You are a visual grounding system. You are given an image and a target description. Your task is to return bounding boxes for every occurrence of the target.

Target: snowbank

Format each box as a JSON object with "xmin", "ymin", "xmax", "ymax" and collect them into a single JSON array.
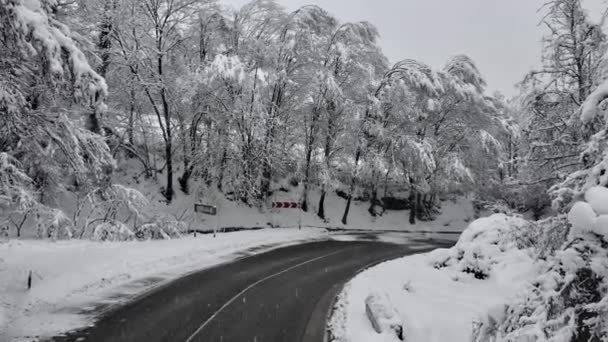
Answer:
[
  {"xmin": 568, "ymin": 186, "xmax": 608, "ymax": 239},
  {"xmin": 328, "ymin": 214, "xmax": 539, "ymax": 342},
  {"xmin": 585, "ymin": 186, "xmax": 608, "ymax": 215},
  {"xmin": 0, "ymin": 228, "xmax": 328, "ymax": 341}
]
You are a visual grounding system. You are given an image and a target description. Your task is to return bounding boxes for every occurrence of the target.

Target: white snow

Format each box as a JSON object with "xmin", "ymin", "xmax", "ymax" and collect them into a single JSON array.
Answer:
[
  {"xmin": 592, "ymin": 215, "xmax": 608, "ymax": 237},
  {"xmin": 567, "ymin": 201, "xmax": 597, "ymax": 239},
  {"xmin": 585, "ymin": 186, "xmax": 608, "ymax": 215},
  {"xmin": 364, "ymin": 292, "xmax": 403, "ymax": 338},
  {"xmin": 0, "ymin": 228, "xmax": 329, "ymax": 341},
  {"xmin": 329, "ymin": 214, "xmax": 539, "ymax": 342},
  {"xmin": 581, "ymin": 80, "xmax": 608, "ymax": 123},
  {"xmin": 566, "ymin": 187, "xmax": 608, "ymax": 239}
]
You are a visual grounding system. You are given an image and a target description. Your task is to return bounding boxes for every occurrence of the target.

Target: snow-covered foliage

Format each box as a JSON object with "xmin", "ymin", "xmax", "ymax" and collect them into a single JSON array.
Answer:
[
  {"xmin": 72, "ymin": 184, "xmax": 150, "ymax": 240},
  {"xmin": 92, "ymin": 222, "xmax": 134, "ymax": 242},
  {"xmin": 493, "ymin": 6, "xmax": 608, "ymax": 333},
  {"xmin": 491, "ymin": 167, "xmax": 608, "ymax": 341},
  {"xmin": 443, "ymin": 55, "xmax": 486, "ymax": 94},
  {"xmin": 383, "ymin": 59, "xmax": 444, "ymax": 97},
  {"xmin": 2, "ymin": 0, "xmax": 107, "ymax": 105},
  {"xmin": 552, "ymin": 77, "xmax": 608, "ymax": 212},
  {"xmin": 585, "ymin": 186, "xmax": 608, "ymax": 215},
  {"xmin": 496, "ymin": 234, "xmax": 608, "ymax": 341},
  {"xmin": 136, "ymin": 219, "xmax": 187, "ymax": 240},
  {"xmin": 37, "ymin": 208, "xmax": 73, "ymax": 239},
  {"xmin": 0, "ymin": 153, "xmax": 34, "ymax": 209},
  {"xmin": 568, "ymin": 201, "xmax": 598, "ymax": 240},
  {"xmin": 430, "ymin": 214, "xmax": 534, "ymax": 280},
  {"xmin": 0, "ymin": 0, "xmax": 123, "ymax": 238},
  {"xmin": 581, "ymin": 81, "xmax": 608, "ymax": 123},
  {"xmin": 515, "ymin": 0, "xmax": 608, "ymax": 216},
  {"xmin": 567, "ymin": 186, "xmax": 608, "ymax": 239}
]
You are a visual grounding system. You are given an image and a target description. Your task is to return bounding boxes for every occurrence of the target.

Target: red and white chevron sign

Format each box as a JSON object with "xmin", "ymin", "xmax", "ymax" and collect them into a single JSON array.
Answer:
[{"xmin": 272, "ymin": 202, "xmax": 301, "ymax": 209}]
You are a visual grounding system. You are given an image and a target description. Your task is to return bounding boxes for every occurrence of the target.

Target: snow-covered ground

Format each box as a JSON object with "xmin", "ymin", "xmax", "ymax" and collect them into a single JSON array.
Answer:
[
  {"xmin": 121, "ymin": 175, "xmax": 477, "ymax": 234},
  {"xmin": 0, "ymin": 228, "xmax": 330, "ymax": 341},
  {"xmin": 329, "ymin": 214, "xmax": 540, "ymax": 342}
]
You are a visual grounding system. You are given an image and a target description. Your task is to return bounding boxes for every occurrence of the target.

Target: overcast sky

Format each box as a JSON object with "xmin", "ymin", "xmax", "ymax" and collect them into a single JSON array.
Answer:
[{"xmin": 220, "ymin": 0, "xmax": 607, "ymax": 97}]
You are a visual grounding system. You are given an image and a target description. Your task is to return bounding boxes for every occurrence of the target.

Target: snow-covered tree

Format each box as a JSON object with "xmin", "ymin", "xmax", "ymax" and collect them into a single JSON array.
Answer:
[
  {"xmin": 0, "ymin": 0, "xmax": 112, "ymax": 222},
  {"xmin": 552, "ymin": 80, "xmax": 608, "ymax": 210},
  {"xmin": 516, "ymin": 0, "xmax": 607, "ymax": 212}
]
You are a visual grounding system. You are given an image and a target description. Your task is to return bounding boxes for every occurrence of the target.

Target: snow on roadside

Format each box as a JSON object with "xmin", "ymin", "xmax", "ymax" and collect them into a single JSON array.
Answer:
[
  {"xmin": 328, "ymin": 214, "xmax": 540, "ymax": 342},
  {"xmin": 122, "ymin": 170, "xmax": 476, "ymax": 235},
  {"xmin": 0, "ymin": 228, "xmax": 329, "ymax": 341}
]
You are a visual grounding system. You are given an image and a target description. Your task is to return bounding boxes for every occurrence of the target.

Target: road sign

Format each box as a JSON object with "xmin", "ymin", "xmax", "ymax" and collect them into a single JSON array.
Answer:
[
  {"xmin": 195, "ymin": 203, "xmax": 217, "ymax": 216},
  {"xmin": 272, "ymin": 202, "xmax": 300, "ymax": 209}
]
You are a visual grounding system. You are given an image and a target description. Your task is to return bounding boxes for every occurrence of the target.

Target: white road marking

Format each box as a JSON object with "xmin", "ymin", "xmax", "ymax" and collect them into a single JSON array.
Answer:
[{"xmin": 184, "ymin": 248, "xmax": 350, "ymax": 342}]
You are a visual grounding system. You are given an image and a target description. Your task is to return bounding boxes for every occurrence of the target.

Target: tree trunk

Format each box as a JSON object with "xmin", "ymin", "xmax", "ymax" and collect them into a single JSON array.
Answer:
[
  {"xmin": 218, "ymin": 150, "xmax": 227, "ymax": 192},
  {"xmin": 127, "ymin": 85, "xmax": 135, "ymax": 150},
  {"xmin": 416, "ymin": 193, "xmax": 423, "ymax": 220},
  {"xmin": 97, "ymin": 0, "xmax": 114, "ymax": 78},
  {"xmin": 317, "ymin": 185, "xmax": 327, "ymax": 220},
  {"xmin": 179, "ymin": 165, "xmax": 194, "ymax": 195},
  {"xmin": 162, "ymin": 88, "xmax": 173, "ymax": 202},
  {"xmin": 342, "ymin": 149, "xmax": 361, "ymax": 225},
  {"xmin": 261, "ymin": 82, "xmax": 284, "ymax": 200},
  {"xmin": 317, "ymin": 108, "xmax": 335, "ymax": 221},
  {"xmin": 301, "ymin": 143, "xmax": 314, "ymax": 212},
  {"xmin": 368, "ymin": 171, "xmax": 384, "ymax": 217},
  {"xmin": 156, "ymin": 25, "xmax": 173, "ymax": 202},
  {"xmin": 88, "ymin": 0, "xmax": 116, "ymax": 135},
  {"xmin": 342, "ymin": 195, "xmax": 353, "ymax": 225},
  {"xmin": 409, "ymin": 182, "xmax": 417, "ymax": 225},
  {"xmin": 302, "ymin": 97, "xmax": 323, "ymax": 213}
]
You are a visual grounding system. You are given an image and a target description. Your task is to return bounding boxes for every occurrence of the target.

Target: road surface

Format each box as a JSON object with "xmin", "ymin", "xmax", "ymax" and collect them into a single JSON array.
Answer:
[{"xmin": 53, "ymin": 236, "xmax": 454, "ymax": 342}]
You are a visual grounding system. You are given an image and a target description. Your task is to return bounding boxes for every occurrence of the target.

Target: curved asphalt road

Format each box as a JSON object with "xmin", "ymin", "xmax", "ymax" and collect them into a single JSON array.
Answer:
[{"xmin": 53, "ymin": 237, "xmax": 454, "ymax": 342}]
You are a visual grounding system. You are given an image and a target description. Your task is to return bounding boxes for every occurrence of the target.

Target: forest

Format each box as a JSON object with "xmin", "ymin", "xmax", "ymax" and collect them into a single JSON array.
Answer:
[{"xmin": 1, "ymin": 0, "xmax": 525, "ymax": 238}]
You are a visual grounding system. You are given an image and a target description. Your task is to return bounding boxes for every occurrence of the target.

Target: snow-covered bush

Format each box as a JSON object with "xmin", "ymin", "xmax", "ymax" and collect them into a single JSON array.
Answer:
[
  {"xmin": 135, "ymin": 219, "xmax": 187, "ymax": 240},
  {"xmin": 92, "ymin": 222, "xmax": 135, "ymax": 242},
  {"xmin": 430, "ymin": 214, "xmax": 533, "ymax": 280},
  {"xmin": 35, "ymin": 208, "xmax": 73, "ymax": 240},
  {"xmin": 492, "ymin": 189, "xmax": 608, "ymax": 341},
  {"xmin": 471, "ymin": 304, "xmax": 506, "ymax": 342},
  {"xmin": 495, "ymin": 236, "xmax": 608, "ymax": 341},
  {"xmin": 75, "ymin": 184, "xmax": 148, "ymax": 239}
]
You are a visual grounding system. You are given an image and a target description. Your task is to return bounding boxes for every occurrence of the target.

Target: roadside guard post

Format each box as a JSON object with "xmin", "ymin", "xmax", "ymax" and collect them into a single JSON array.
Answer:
[{"xmin": 195, "ymin": 203, "xmax": 219, "ymax": 237}]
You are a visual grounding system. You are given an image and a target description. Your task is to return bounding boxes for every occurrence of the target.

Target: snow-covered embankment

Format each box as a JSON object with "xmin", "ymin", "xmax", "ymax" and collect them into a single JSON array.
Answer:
[
  {"xmin": 328, "ymin": 214, "xmax": 540, "ymax": 342},
  {"xmin": 0, "ymin": 228, "xmax": 328, "ymax": 341}
]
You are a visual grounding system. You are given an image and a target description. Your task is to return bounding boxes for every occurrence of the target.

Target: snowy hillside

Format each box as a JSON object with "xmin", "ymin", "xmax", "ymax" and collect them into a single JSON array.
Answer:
[{"xmin": 116, "ymin": 165, "xmax": 478, "ymax": 233}]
